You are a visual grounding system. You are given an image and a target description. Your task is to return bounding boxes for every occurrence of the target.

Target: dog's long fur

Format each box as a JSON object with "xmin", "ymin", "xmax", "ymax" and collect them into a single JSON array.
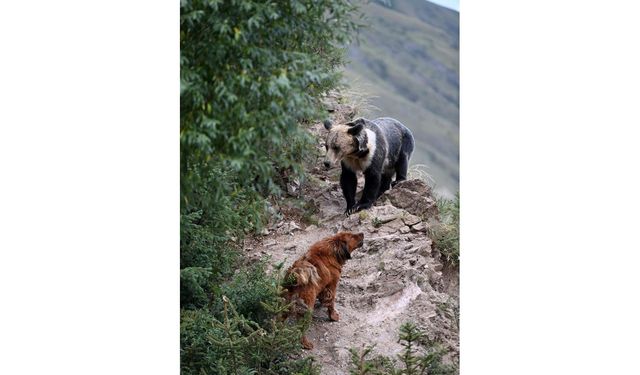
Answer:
[{"xmin": 283, "ymin": 232, "xmax": 364, "ymax": 349}]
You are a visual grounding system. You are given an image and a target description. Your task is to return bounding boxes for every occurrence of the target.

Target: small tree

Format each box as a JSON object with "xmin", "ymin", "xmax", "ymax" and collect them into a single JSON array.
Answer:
[{"xmin": 349, "ymin": 323, "xmax": 456, "ymax": 375}]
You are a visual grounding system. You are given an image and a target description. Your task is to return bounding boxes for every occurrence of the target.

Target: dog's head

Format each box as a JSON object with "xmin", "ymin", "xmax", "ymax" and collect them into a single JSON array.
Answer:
[{"xmin": 332, "ymin": 231, "xmax": 365, "ymax": 264}]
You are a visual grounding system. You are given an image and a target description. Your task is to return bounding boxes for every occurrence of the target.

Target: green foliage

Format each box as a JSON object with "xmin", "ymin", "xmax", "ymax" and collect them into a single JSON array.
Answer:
[
  {"xmin": 430, "ymin": 193, "xmax": 459, "ymax": 266},
  {"xmin": 179, "ymin": 0, "xmax": 360, "ymax": 315},
  {"xmin": 349, "ymin": 323, "xmax": 456, "ymax": 375},
  {"xmin": 180, "ymin": 165, "xmax": 265, "ymax": 240},
  {"xmin": 213, "ymin": 260, "xmax": 281, "ymax": 324},
  {"xmin": 181, "ymin": 266, "xmax": 213, "ymax": 310},
  {"xmin": 372, "ymin": 217, "xmax": 383, "ymax": 228},
  {"xmin": 181, "ymin": 1, "xmax": 360, "ymax": 373},
  {"xmin": 180, "ymin": 166, "xmax": 264, "ymax": 310},
  {"xmin": 181, "ymin": 0, "xmax": 359, "ymax": 200},
  {"xmin": 181, "ymin": 295, "xmax": 320, "ymax": 375},
  {"xmin": 349, "ymin": 345, "xmax": 396, "ymax": 375}
]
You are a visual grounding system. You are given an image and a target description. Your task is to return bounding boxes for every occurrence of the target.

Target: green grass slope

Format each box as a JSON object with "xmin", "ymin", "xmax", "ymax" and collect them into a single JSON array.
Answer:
[{"xmin": 344, "ymin": 0, "xmax": 459, "ymax": 196}]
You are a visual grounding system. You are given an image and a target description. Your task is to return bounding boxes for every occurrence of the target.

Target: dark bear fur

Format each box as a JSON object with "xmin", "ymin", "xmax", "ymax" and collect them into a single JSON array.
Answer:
[{"xmin": 323, "ymin": 117, "xmax": 415, "ymax": 215}]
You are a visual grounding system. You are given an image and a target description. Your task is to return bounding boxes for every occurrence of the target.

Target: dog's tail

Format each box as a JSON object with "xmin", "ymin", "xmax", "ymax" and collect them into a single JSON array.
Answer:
[{"xmin": 286, "ymin": 261, "xmax": 320, "ymax": 288}]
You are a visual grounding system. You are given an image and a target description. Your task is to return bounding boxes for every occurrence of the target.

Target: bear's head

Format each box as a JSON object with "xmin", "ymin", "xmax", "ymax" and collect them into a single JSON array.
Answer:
[{"xmin": 323, "ymin": 118, "xmax": 368, "ymax": 169}]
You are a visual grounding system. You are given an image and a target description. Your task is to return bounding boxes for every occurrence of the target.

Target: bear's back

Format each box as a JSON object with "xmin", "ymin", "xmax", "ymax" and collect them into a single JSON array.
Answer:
[{"xmin": 370, "ymin": 117, "xmax": 414, "ymax": 160}]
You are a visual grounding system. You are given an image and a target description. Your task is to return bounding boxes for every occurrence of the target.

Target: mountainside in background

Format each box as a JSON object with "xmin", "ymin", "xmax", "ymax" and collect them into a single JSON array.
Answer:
[{"xmin": 345, "ymin": 0, "xmax": 459, "ymax": 196}]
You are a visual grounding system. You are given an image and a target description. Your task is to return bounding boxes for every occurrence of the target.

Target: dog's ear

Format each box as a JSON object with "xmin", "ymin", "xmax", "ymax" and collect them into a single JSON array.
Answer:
[{"xmin": 335, "ymin": 240, "xmax": 351, "ymax": 263}]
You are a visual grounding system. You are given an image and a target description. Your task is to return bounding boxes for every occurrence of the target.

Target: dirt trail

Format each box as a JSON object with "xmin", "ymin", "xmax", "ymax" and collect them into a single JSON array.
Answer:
[{"xmin": 246, "ymin": 106, "xmax": 459, "ymax": 374}]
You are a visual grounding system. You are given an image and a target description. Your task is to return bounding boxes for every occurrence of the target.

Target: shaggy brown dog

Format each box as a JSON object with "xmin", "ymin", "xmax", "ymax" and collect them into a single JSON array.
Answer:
[{"xmin": 283, "ymin": 231, "xmax": 364, "ymax": 349}]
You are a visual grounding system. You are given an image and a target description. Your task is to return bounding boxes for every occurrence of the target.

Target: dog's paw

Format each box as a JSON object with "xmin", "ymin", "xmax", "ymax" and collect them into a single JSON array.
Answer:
[
  {"xmin": 302, "ymin": 336, "xmax": 314, "ymax": 350},
  {"xmin": 329, "ymin": 311, "xmax": 340, "ymax": 321}
]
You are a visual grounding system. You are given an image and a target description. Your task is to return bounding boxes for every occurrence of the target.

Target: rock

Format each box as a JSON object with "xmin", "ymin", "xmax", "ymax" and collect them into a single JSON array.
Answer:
[
  {"xmin": 284, "ymin": 244, "xmax": 296, "ymax": 251},
  {"xmin": 365, "ymin": 238, "xmax": 385, "ymax": 253},
  {"xmin": 380, "ymin": 218, "xmax": 405, "ymax": 234},
  {"xmin": 260, "ymin": 228, "xmax": 270, "ymax": 235},
  {"xmin": 426, "ymin": 267, "xmax": 443, "ymax": 284},
  {"xmin": 378, "ymin": 280, "xmax": 405, "ymax": 297},
  {"xmin": 276, "ymin": 221, "xmax": 302, "ymax": 235},
  {"xmin": 368, "ymin": 204, "xmax": 404, "ymax": 217},
  {"xmin": 289, "ymin": 221, "xmax": 301, "ymax": 232},
  {"xmin": 382, "ymin": 179, "xmax": 439, "ymax": 218},
  {"xmin": 341, "ymin": 215, "xmax": 360, "ymax": 230},
  {"xmin": 411, "ymin": 222, "xmax": 427, "ymax": 232},
  {"xmin": 394, "ymin": 178, "xmax": 433, "ymax": 195},
  {"xmin": 352, "ymin": 251, "xmax": 365, "ymax": 259},
  {"xmin": 263, "ymin": 240, "xmax": 277, "ymax": 247},
  {"xmin": 405, "ymin": 246, "xmax": 420, "ymax": 254},
  {"xmin": 364, "ymin": 234, "xmax": 402, "ymax": 253},
  {"xmin": 418, "ymin": 244, "xmax": 433, "ymax": 256},
  {"xmin": 375, "ymin": 214, "xmax": 398, "ymax": 225},
  {"xmin": 399, "ymin": 225, "xmax": 411, "ymax": 234},
  {"xmin": 305, "ymin": 224, "xmax": 318, "ymax": 232},
  {"xmin": 287, "ymin": 178, "xmax": 301, "ymax": 196},
  {"xmin": 265, "ymin": 202, "xmax": 278, "ymax": 217},
  {"xmin": 401, "ymin": 214, "xmax": 422, "ymax": 226}
]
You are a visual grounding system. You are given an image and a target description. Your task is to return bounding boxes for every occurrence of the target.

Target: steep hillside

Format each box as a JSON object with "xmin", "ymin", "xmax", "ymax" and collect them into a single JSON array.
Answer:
[
  {"xmin": 246, "ymin": 92, "xmax": 459, "ymax": 374},
  {"xmin": 344, "ymin": 0, "xmax": 459, "ymax": 197}
]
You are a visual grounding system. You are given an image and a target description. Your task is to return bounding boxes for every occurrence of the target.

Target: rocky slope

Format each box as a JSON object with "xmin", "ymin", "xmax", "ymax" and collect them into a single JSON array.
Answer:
[{"xmin": 245, "ymin": 97, "xmax": 459, "ymax": 374}]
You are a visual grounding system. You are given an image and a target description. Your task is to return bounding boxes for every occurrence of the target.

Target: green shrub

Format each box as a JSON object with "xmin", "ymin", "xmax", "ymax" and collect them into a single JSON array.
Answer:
[
  {"xmin": 180, "ymin": 0, "xmax": 361, "ymax": 373},
  {"xmin": 213, "ymin": 260, "xmax": 281, "ymax": 324},
  {"xmin": 180, "ymin": 165, "xmax": 265, "ymax": 241},
  {"xmin": 430, "ymin": 193, "xmax": 459, "ymax": 266},
  {"xmin": 180, "ymin": 0, "xmax": 360, "ymax": 202},
  {"xmin": 349, "ymin": 345, "xmax": 396, "ymax": 375},
  {"xmin": 180, "ymin": 166, "xmax": 265, "ymax": 310},
  {"xmin": 181, "ymin": 293, "xmax": 319, "ymax": 375},
  {"xmin": 180, "ymin": 210, "xmax": 238, "ymax": 276},
  {"xmin": 180, "ymin": 267, "xmax": 213, "ymax": 310},
  {"xmin": 349, "ymin": 323, "xmax": 456, "ymax": 375}
]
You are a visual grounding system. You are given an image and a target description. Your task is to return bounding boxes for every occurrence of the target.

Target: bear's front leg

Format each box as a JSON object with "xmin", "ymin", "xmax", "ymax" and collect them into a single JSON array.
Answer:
[
  {"xmin": 354, "ymin": 170, "xmax": 381, "ymax": 212},
  {"xmin": 340, "ymin": 162, "xmax": 358, "ymax": 215}
]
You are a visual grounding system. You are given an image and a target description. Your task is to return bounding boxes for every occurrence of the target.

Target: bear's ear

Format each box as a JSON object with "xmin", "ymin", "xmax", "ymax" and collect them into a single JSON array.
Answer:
[
  {"xmin": 346, "ymin": 118, "xmax": 365, "ymax": 130},
  {"xmin": 323, "ymin": 119, "xmax": 333, "ymax": 130},
  {"xmin": 347, "ymin": 122, "xmax": 364, "ymax": 135}
]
